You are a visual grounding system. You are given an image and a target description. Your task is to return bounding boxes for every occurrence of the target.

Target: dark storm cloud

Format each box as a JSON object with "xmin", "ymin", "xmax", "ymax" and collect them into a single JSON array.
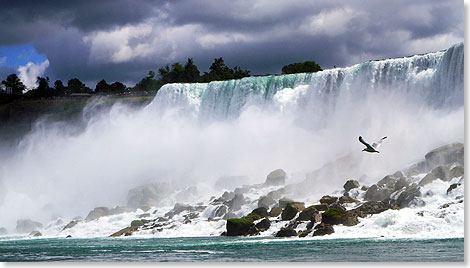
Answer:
[{"xmin": 0, "ymin": 0, "xmax": 463, "ymax": 86}]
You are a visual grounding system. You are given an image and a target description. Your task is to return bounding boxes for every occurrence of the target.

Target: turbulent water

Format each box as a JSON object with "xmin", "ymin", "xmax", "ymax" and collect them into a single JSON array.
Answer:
[{"xmin": 0, "ymin": 43, "xmax": 464, "ymax": 260}]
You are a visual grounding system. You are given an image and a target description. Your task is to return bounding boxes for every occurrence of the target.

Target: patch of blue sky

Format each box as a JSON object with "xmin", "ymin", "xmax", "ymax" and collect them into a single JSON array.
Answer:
[{"xmin": 0, "ymin": 44, "xmax": 47, "ymax": 67}]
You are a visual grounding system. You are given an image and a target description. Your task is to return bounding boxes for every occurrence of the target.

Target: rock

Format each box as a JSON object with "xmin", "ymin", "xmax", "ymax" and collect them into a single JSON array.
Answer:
[
  {"xmin": 329, "ymin": 203, "xmax": 346, "ymax": 211},
  {"xmin": 66, "ymin": 235, "xmax": 72, "ymax": 238},
  {"xmin": 392, "ymin": 171, "xmax": 405, "ymax": 178},
  {"xmin": 306, "ymin": 221, "xmax": 315, "ymax": 230},
  {"xmin": 258, "ymin": 196, "xmax": 276, "ymax": 209},
  {"xmin": 214, "ymin": 205, "xmax": 228, "ymax": 218},
  {"xmin": 223, "ymin": 212, "xmax": 238, "ymax": 220},
  {"xmin": 165, "ymin": 203, "xmax": 195, "ymax": 218},
  {"xmin": 298, "ymin": 230, "xmax": 311, "ymax": 237},
  {"xmin": 338, "ymin": 196, "xmax": 359, "ymax": 204},
  {"xmin": 364, "ymin": 184, "xmax": 393, "ymax": 202},
  {"xmin": 0, "ymin": 227, "xmax": 7, "ymax": 235},
  {"xmin": 394, "ymin": 183, "xmax": 422, "ymax": 208},
  {"xmin": 138, "ymin": 213, "xmax": 151, "ymax": 218},
  {"xmin": 222, "ymin": 191, "xmax": 236, "ymax": 201},
  {"xmin": 62, "ymin": 220, "xmax": 78, "ymax": 230},
  {"xmin": 312, "ymin": 223, "xmax": 334, "ymax": 236},
  {"xmin": 343, "ymin": 180, "xmax": 360, "ymax": 192},
  {"xmin": 234, "ymin": 187, "xmax": 249, "ymax": 194},
  {"xmin": 321, "ymin": 208, "xmax": 357, "ymax": 226},
  {"xmin": 353, "ymin": 201, "xmax": 390, "ymax": 217},
  {"xmin": 251, "ymin": 207, "xmax": 269, "ymax": 218},
  {"xmin": 109, "ymin": 206, "xmax": 135, "ymax": 215},
  {"xmin": 312, "ymin": 204, "xmax": 329, "ymax": 211},
  {"xmin": 269, "ymin": 207, "xmax": 283, "ymax": 217},
  {"xmin": 16, "ymin": 219, "xmax": 43, "ymax": 233},
  {"xmin": 255, "ymin": 218, "xmax": 271, "ymax": 231},
  {"xmin": 450, "ymin": 165, "xmax": 464, "ymax": 179},
  {"xmin": 227, "ymin": 194, "xmax": 246, "ymax": 211},
  {"xmin": 281, "ymin": 202, "xmax": 305, "ymax": 221},
  {"xmin": 361, "ymin": 185, "xmax": 369, "ymax": 191},
  {"xmin": 110, "ymin": 226, "xmax": 138, "ymax": 237},
  {"xmin": 404, "ymin": 160, "xmax": 428, "ymax": 176},
  {"xmin": 29, "ymin": 231, "xmax": 42, "ymax": 237},
  {"xmin": 226, "ymin": 218, "xmax": 256, "ymax": 236},
  {"xmin": 319, "ymin": 195, "xmax": 338, "ymax": 205},
  {"xmin": 127, "ymin": 182, "xmax": 173, "ymax": 208},
  {"xmin": 85, "ymin": 207, "xmax": 111, "ymax": 221},
  {"xmin": 377, "ymin": 175, "xmax": 397, "ymax": 189},
  {"xmin": 130, "ymin": 220, "xmax": 146, "ymax": 227},
  {"xmin": 139, "ymin": 206, "xmax": 151, "ymax": 212},
  {"xmin": 274, "ymin": 227, "xmax": 297, "ymax": 237},
  {"xmin": 265, "ymin": 169, "xmax": 286, "ymax": 186},
  {"xmin": 418, "ymin": 173, "xmax": 437, "ymax": 186},
  {"xmin": 267, "ymin": 188, "xmax": 285, "ymax": 199},
  {"xmin": 447, "ymin": 183, "xmax": 461, "ymax": 195},
  {"xmin": 278, "ymin": 198, "xmax": 294, "ymax": 209},
  {"xmin": 424, "ymin": 143, "xmax": 464, "ymax": 168},
  {"xmin": 431, "ymin": 165, "xmax": 451, "ymax": 181},
  {"xmin": 296, "ymin": 206, "xmax": 321, "ymax": 222},
  {"xmin": 394, "ymin": 177, "xmax": 410, "ymax": 191}
]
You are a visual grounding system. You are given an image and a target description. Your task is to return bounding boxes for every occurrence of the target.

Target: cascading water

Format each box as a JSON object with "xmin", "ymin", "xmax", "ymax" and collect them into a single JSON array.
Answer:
[{"xmin": 0, "ymin": 43, "xmax": 463, "ymax": 236}]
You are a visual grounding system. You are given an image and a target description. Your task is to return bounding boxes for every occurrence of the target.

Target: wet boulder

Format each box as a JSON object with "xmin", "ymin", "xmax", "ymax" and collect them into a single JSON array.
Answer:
[
  {"xmin": 394, "ymin": 183, "xmax": 423, "ymax": 208},
  {"xmin": 364, "ymin": 184, "xmax": 393, "ymax": 202},
  {"xmin": 0, "ymin": 227, "xmax": 7, "ymax": 235},
  {"xmin": 264, "ymin": 169, "xmax": 286, "ymax": 186},
  {"xmin": 222, "ymin": 191, "xmax": 236, "ymax": 201},
  {"xmin": 321, "ymin": 208, "xmax": 357, "ymax": 226},
  {"xmin": 394, "ymin": 177, "xmax": 410, "ymax": 191},
  {"xmin": 312, "ymin": 203, "xmax": 329, "ymax": 211},
  {"xmin": 353, "ymin": 201, "xmax": 390, "ymax": 217},
  {"xmin": 447, "ymin": 183, "xmax": 462, "ymax": 195},
  {"xmin": 319, "ymin": 195, "xmax": 338, "ymax": 205},
  {"xmin": 431, "ymin": 165, "xmax": 451, "ymax": 181},
  {"xmin": 130, "ymin": 219, "xmax": 148, "ymax": 227},
  {"xmin": 450, "ymin": 165, "xmax": 464, "ymax": 179},
  {"xmin": 281, "ymin": 202, "xmax": 305, "ymax": 221},
  {"xmin": 109, "ymin": 206, "xmax": 135, "ymax": 215},
  {"xmin": 377, "ymin": 175, "xmax": 398, "ymax": 189},
  {"xmin": 338, "ymin": 196, "xmax": 359, "ymax": 204},
  {"xmin": 296, "ymin": 206, "xmax": 321, "ymax": 222},
  {"xmin": 268, "ymin": 207, "xmax": 283, "ymax": 217},
  {"xmin": 227, "ymin": 194, "xmax": 246, "ymax": 211},
  {"xmin": 255, "ymin": 218, "xmax": 271, "ymax": 231},
  {"xmin": 278, "ymin": 197, "xmax": 294, "ymax": 209},
  {"xmin": 62, "ymin": 220, "xmax": 78, "ymax": 230},
  {"xmin": 298, "ymin": 230, "xmax": 312, "ymax": 237},
  {"xmin": 29, "ymin": 231, "xmax": 42, "ymax": 237},
  {"xmin": 313, "ymin": 223, "xmax": 334, "ymax": 236},
  {"xmin": 214, "ymin": 204, "xmax": 228, "ymax": 218},
  {"xmin": 16, "ymin": 219, "xmax": 43, "ymax": 233},
  {"xmin": 226, "ymin": 218, "xmax": 256, "ymax": 236},
  {"xmin": 223, "ymin": 212, "xmax": 238, "ymax": 220},
  {"xmin": 127, "ymin": 182, "xmax": 173, "ymax": 209},
  {"xmin": 267, "ymin": 188, "xmax": 285, "ymax": 199},
  {"xmin": 418, "ymin": 173, "xmax": 437, "ymax": 186},
  {"xmin": 343, "ymin": 179, "xmax": 360, "ymax": 192},
  {"xmin": 425, "ymin": 143, "xmax": 464, "ymax": 168},
  {"xmin": 251, "ymin": 207, "xmax": 269, "ymax": 218},
  {"xmin": 274, "ymin": 227, "xmax": 297, "ymax": 237},
  {"xmin": 258, "ymin": 196, "xmax": 276, "ymax": 209},
  {"xmin": 85, "ymin": 207, "xmax": 111, "ymax": 221},
  {"xmin": 110, "ymin": 226, "xmax": 138, "ymax": 237}
]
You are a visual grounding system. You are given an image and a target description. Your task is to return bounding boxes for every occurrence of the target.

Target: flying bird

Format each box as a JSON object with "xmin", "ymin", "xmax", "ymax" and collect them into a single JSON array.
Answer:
[{"xmin": 359, "ymin": 136, "xmax": 387, "ymax": 153}]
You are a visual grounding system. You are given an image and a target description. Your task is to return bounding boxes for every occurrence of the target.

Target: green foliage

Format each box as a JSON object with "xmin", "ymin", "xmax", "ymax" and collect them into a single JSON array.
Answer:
[
  {"xmin": 133, "ymin": 71, "xmax": 164, "ymax": 92},
  {"xmin": 322, "ymin": 208, "xmax": 345, "ymax": 220},
  {"xmin": 282, "ymin": 61, "xmax": 322, "ymax": 74},
  {"xmin": 2, "ymin": 73, "xmax": 26, "ymax": 95},
  {"xmin": 242, "ymin": 213, "xmax": 262, "ymax": 222},
  {"xmin": 67, "ymin": 78, "xmax": 91, "ymax": 93},
  {"xmin": 202, "ymin": 57, "xmax": 250, "ymax": 82},
  {"xmin": 130, "ymin": 220, "xmax": 144, "ymax": 227},
  {"xmin": 227, "ymin": 218, "xmax": 252, "ymax": 226}
]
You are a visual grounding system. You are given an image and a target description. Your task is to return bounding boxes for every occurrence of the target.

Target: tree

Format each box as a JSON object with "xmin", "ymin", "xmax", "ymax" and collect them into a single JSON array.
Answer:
[
  {"xmin": 202, "ymin": 57, "xmax": 250, "ymax": 82},
  {"xmin": 33, "ymin": 76, "xmax": 50, "ymax": 98},
  {"xmin": 54, "ymin": 80, "xmax": 67, "ymax": 96},
  {"xmin": 133, "ymin": 71, "xmax": 163, "ymax": 92},
  {"xmin": 2, "ymin": 73, "xmax": 26, "ymax": 95},
  {"xmin": 182, "ymin": 58, "xmax": 201, "ymax": 82},
  {"xmin": 95, "ymin": 79, "xmax": 110, "ymax": 94},
  {"xmin": 67, "ymin": 78, "xmax": 88, "ymax": 93},
  {"xmin": 110, "ymin": 81, "xmax": 126, "ymax": 93},
  {"xmin": 281, "ymin": 60, "xmax": 322, "ymax": 74}
]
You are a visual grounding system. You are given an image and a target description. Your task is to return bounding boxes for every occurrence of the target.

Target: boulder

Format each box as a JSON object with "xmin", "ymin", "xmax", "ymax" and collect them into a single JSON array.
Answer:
[
  {"xmin": 269, "ymin": 207, "xmax": 283, "ymax": 217},
  {"xmin": 62, "ymin": 220, "xmax": 78, "ymax": 231},
  {"xmin": 127, "ymin": 182, "xmax": 172, "ymax": 208},
  {"xmin": 343, "ymin": 180, "xmax": 360, "ymax": 192},
  {"xmin": 278, "ymin": 198, "xmax": 294, "ymax": 209},
  {"xmin": 16, "ymin": 219, "xmax": 43, "ymax": 233},
  {"xmin": 264, "ymin": 169, "xmax": 286, "ymax": 186},
  {"xmin": 313, "ymin": 223, "xmax": 334, "ymax": 236},
  {"xmin": 223, "ymin": 212, "xmax": 238, "ymax": 220},
  {"xmin": 85, "ymin": 207, "xmax": 111, "ymax": 221},
  {"xmin": 394, "ymin": 177, "xmax": 410, "ymax": 191},
  {"xmin": 319, "ymin": 195, "xmax": 338, "ymax": 205},
  {"xmin": 251, "ymin": 207, "xmax": 269, "ymax": 218},
  {"xmin": 450, "ymin": 165, "xmax": 464, "ymax": 179},
  {"xmin": 110, "ymin": 226, "xmax": 138, "ymax": 237},
  {"xmin": 130, "ymin": 220, "xmax": 146, "ymax": 227},
  {"xmin": 109, "ymin": 206, "xmax": 135, "ymax": 215},
  {"xmin": 418, "ymin": 173, "xmax": 437, "ymax": 186},
  {"xmin": 424, "ymin": 143, "xmax": 464, "ymax": 168},
  {"xmin": 364, "ymin": 184, "xmax": 393, "ymax": 202},
  {"xmin": 404, "ymin": 160, "xmax": 428, "ymax": 176},
  {"xmin": 394, "ymin": 183, "xmax": 422, "ymax": 208},
  {"xmin": 267, "ymin": 188, "xmax": 285, "ymax": 199},
  {"xmin": 222, "ymin": 191, "xmax": 236, "ymax": 201},
  {"xmin": 353, "ymin": 201, "xmax": 390, "ymax": 217},
  {"xmin": 298, "ymin": 230, "xmax": 312, "ymax": 237},
  {"xmin": 321, "ymin": 208, "xmax": 357, "ymax": 226},
  {"xmin": 431, "ymin": 165, "xmax": 451, "ymax": 181},
  {"xmin": 227, "ymin": 194, "xmax": 246, "ymax": 211},
  {"xmin": 258, "ymin": 196, "xmax": 276, "ymax": 209},
  {"xmin": 138, "ymin": 213, "xmax": 151, "ymax": 218},
  {"xmin": 377, "ymin": 175, "xmax": 397, "ymax": 189},
  {"xmin": 338, "ymin": 196, "xmax": 359, "ymax": 204},
  {"xmin": 234, "ymin": 187, "xmax": 250, "ymax": 194},
  {"xmin": 328, "ymin": 203, "xmax": 346, "ymax": 211},
  {"xmin": 361, "ymin": 185, "xmax": 369, "ymax": 191},
  {"xmin": 66, "ymin": 235, "xmax": 72, "ymax": 238},
  {"xmin": 447, "ymin": 183, "xmax": 461, "ymax": 195},
  {"xmin": 274, "ymin": 227, "xmax": 297, "ymax": 237},
  {"xmin": 29, "ymin": 231, "xmax": 42, "ymax": 237},
  {"xmin": 0, "ymin": 227, "xmax": 7, "ymax": 235},
  {"xmin": 255, "ymin": 218, "xmax": 271, "ymax": 231},
  {"xmin": 281, "ymin": 202, "xmax": 305, "ymax": 221},
  {"xmin": 226, "ymin": 218, "xmax": 256, "ymax": 236},
  {"xmin": 214, "ymin": 205, "xmax": 228, "ymax": 218},
  {"xmin": 312, "ymin": 203, "xmax": 329, "ymax": 211},
  {"xmin": 297, "ymin": 206, "xmax": 321, "ymax": 222},
  {"xmin": 392, "ymin": 171, "xmax": 405, "ymax": 178}
]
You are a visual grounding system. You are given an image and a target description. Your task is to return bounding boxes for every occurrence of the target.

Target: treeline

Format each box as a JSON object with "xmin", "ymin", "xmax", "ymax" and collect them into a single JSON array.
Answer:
[{"xmin": 1, "ymin": 58, "xmax": 322, "ymax": 99}]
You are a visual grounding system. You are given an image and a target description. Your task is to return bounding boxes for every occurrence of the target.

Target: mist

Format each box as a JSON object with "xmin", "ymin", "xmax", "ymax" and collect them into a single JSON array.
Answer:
[{"xmin": 0, "ymin": 43, "xmax": 463, "ymax": 230}]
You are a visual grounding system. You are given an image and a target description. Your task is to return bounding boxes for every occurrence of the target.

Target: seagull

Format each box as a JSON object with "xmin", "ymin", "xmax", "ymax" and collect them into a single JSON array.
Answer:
[{"xmin": 359, "ymin": 136, "xmax": 387, "ymax": 153}]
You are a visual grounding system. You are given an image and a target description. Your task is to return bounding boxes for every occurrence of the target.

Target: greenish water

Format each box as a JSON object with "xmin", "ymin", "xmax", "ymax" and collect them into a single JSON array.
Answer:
[{"xmin": 0, "ymin": 237, "xmax": 464, "ymax": 262}]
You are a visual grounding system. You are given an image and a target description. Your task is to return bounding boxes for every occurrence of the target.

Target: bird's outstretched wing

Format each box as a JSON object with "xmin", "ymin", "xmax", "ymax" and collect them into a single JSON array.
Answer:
[
  {"xmin": 372, "ymin": 136, "xmax": 387, "ymax": 149},
  {"xmin": 359, "ymin": 136, "xmax": 375, "ymax": 151}
]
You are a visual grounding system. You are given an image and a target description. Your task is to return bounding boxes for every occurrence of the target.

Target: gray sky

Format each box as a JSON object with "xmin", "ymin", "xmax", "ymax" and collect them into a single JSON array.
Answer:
[{"xmin": 0, "ymin": 0, "xmax": 464, "ymax": 87}]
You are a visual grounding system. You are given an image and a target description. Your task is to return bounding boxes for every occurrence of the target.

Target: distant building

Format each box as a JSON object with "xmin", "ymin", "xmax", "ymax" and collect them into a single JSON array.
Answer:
[{"xmin": 0, "ymin": 84, "xmax": 12, "ymax": 94}]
